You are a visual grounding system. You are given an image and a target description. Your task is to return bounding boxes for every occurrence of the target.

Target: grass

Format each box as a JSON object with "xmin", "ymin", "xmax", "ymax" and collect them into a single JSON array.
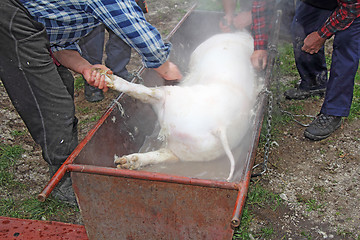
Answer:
[
  {"xmin": 304, "ymin": 199, "xmax": 324, "ymax": 212},
  {"xmin": 300, "ymin": 231, "xmax": 313, "ymax": 240},
  {"xmin": 0, "ymin": 145, "xmax": 24, "ymax": 189},
  {"xmin": 278, "ymin": 43, "xmax": 298, "ymax": 77},
  {"xmin": 196, "ymin": 0, "xmax": 223, "ymax": 11},
  {"xmin": 74, "ymin": 74, "xmax": 85, "ymax": 90},
  {"xmin": 349, "ymin": 72, "xmax": 360, "ymax": 120},
  {"xmin": 10, "ymin": 130, "xmax": 27, "ymax": 137},
  {"xmin": 0, "ymin": 197, "xmax": 78, "ymax": 222},
  {"xmin": 0, "ymin": 144, "xmax": 79, "ymax": 223},
  {"xmin": 197, "ymin": 0, "xmax": 248, "ymax": 11},
  {"xmin": 233, "ymin": 183, "xmax": 283, "ymax": 239}
]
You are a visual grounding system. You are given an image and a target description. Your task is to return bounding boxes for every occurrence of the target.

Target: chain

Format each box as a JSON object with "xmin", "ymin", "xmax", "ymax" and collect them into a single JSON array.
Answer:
[
  {"xmin": 280, "ymin": 110, "xmax": 316, "ymax": 127},
  {"xmin": 133, "ymin": 70, "xmax": 144, "ymax": 84}
]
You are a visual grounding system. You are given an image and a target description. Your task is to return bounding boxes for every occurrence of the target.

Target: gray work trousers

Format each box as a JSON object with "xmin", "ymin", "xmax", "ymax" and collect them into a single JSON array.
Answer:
[{"xmin": 0, "ymin": 0, "xmax": 78, "ymax": 166}]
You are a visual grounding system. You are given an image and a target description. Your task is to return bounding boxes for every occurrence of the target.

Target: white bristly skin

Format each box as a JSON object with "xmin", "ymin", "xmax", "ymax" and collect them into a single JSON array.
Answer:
[{"xmin": 105, "ymin": 32, "xmax": 257, "ymax": 182}]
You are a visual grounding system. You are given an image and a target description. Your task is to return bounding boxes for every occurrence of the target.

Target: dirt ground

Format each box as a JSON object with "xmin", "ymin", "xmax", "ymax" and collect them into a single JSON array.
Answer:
[{"xmin": 1, "ymin": 1, "xmax": 359, "ymax": 239}]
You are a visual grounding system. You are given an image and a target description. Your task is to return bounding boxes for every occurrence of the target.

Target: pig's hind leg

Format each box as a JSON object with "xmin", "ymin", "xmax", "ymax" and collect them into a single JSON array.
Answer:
[{"xmin": 114, "ymin": 148, "xmax": 179, "ymax": 170}]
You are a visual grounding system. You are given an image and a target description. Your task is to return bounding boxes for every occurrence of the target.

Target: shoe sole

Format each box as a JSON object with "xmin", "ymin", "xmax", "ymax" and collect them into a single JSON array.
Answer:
[{"xmin": 304, "ymin": 121, "xmax": 341, "ymax": 141}]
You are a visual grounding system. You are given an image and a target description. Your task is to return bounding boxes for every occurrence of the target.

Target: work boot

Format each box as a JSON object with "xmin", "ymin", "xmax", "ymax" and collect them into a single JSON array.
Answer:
[
  {"xmin": 304, "ymin": 113, "xmax": 342, "ymax": 141},
  {"xmin": 84, "ymin": 80, "xmax": 104, "ymax": 102},
  {"xmin": 284, "ymin": 87, "xmax": 326, "ymax": 100},
  {"xmin": 48, "ymin": 165, "xmax": 78, "ymax": 206}
]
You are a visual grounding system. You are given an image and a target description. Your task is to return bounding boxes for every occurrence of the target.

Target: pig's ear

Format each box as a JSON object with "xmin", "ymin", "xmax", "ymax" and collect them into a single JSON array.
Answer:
[{"xmin": 216, "ymin": 127, "xmax": 235, "ymax": 182}]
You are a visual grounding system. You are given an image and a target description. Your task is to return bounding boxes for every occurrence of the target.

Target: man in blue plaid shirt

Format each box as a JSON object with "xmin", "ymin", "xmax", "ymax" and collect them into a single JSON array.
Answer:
[{"xmin": 0, "ymin": 0, "xmax": 182, "ymax": 205}]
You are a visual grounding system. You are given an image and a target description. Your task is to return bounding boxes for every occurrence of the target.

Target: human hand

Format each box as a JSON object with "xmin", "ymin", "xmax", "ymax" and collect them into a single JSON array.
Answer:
[
  {"xmin": 154, "ymin": 61, "xmax": 183, "ymax": 81},
  {"xmin": 301, "ymin": 31, "xmax": 326, "ymax": 54},
  {"xmin": 232, "ymin": 11, "xmax": 252, "ymax": 30},
  {"xmin": 251, "ymin": 50, "xmax": 268, "ymax": 70},
  {"xmin": 82, "ymin": 64, "xmax": 111, "ymax": 92}
]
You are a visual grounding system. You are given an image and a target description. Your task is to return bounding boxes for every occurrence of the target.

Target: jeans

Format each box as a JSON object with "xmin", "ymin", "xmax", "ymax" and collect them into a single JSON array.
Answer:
[
  {"xmin": 0, "ymin": 0, "xmax": 78, "ymax": 166},
  {"xmin": 292, "ymin": 1, "xmax": 360, "ymax": 116}
]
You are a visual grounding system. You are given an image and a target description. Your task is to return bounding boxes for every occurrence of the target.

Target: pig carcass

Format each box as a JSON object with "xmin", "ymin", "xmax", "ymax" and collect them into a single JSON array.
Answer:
[{"xmin": 102, "ymin": 32, "xmax": 258, "ymax": 181}]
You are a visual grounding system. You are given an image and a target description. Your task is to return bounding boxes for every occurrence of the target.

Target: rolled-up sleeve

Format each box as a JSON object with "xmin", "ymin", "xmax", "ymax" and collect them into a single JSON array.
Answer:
[
  {"xmin": 88, "ymin": 0, "xmax": 171, "ymax": 68},
  {"xmin": 318, "ymin": 0, "xmax": 360, "ymax": 38}
]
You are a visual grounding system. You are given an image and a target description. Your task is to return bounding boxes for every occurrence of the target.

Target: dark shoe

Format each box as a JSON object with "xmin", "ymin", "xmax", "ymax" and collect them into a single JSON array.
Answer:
[
  {"xmin": 304, "ymin": 113, "xmax": 342, "ymax": 141},
  {"xmin": 284, "ymin": 87, "xmax": 326, "ymax": 100},
  {"xmin": 84, "ymin": 80, "xmax": 104, "ymax": 102},
  {"xmin": 49, "ymin": 165, "xmax": 78, "ymax": 206}
]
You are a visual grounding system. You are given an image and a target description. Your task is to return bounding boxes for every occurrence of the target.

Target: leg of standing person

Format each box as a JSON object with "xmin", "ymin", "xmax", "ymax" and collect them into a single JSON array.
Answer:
[
  {"xmin": 285, "ymin": 2, "xmax": 333, "ymax": 99},
  {"xmin": 0, "ymin": 0, "xmax": 77, "ymax": 205},
  {"xmin": 104, "ymin": 30, "xmax": 132, "ymax": 79},
  {"xmin": 277, "ymin": 0, "xmax": 295, "ymax": 41},
  {"xmin": 304, "ymin": 16, "xmax": 360, "ymax": 140},
  {"xmin": 79, "ymin": 25, "xmax": 105, "ymax": 102}
]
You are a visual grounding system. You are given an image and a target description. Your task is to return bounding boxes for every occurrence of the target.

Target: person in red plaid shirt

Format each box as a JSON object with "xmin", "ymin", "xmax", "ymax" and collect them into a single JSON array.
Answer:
[
  {"xmin": 220, "ymin": 0, "xmax": 275, "ymax": 69},
  {"xmin": 253, "ymin": 0, "xmax": 360, "ymax": 141}
]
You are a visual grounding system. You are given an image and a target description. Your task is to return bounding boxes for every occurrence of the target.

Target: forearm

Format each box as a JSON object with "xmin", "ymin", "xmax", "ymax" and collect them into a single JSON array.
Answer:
[
  {"xmin": 53, "ymin": 49, "xmax": 110, "ymax": 91},
  {"xmin": 319, "ymin": 0, "xmax": 360, "ymax": 38},
  {"xmin": 222, "ymin": 0, "xmax": 237, "ymax": 16},
  {"xmin": 52, "ymin": 50, "xmax": 91, "ymax": 75}
]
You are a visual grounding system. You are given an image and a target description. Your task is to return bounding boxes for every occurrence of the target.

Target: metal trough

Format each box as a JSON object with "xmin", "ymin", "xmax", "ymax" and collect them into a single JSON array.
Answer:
[{"xmin": 39, "ymin": 7, "xmax": 280, "ymax": 240}]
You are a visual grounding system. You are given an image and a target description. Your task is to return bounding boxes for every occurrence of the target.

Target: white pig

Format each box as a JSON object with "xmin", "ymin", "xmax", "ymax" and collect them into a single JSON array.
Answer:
[{"xmin": 102, "ymin": 32, "xmax": 257, "ymax": 181}]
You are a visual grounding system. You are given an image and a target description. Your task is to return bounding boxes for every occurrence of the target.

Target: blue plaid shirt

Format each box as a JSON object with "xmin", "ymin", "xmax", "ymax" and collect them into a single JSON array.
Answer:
[{"xmin": 20, "ymin": 0, "xmax": 171, "ymax": 68}]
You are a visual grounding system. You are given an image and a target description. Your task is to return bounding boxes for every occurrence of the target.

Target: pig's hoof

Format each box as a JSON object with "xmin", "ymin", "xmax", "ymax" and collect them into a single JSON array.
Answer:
[{"xmin": 114, "ymin": 155, "xmax": 141, "ymax": 170}]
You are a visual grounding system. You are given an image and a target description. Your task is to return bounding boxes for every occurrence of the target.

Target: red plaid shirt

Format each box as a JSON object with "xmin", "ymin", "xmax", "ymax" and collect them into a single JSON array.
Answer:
[
  {"xmin": 252, "ymin": 0, "xmax": 360, "ymax": 50},
  {"xmin": 252, "ymin": 0, "xmax": 275, "ymax": 50},
  {"xmin": 319, "ymin": 0, "xmax": 360, "ymax": 38}
]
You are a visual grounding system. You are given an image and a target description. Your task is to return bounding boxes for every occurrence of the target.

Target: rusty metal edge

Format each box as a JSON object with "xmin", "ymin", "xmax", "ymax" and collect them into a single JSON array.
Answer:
[
  {"xmin": 38, "ymin": 106, "xmax": 115, "ymax": 202},
  {"xmin": 230, "ymin": 94, "xmax": 266, "ymax": 229},
  {"xmin": 164, "ymin": 3, "xmax": 197, "ymax": 42},
  {"xmin": 67, "ymin": 164, "xmax": 240, "ymax": 190},
  {"xmin": 229, "ymin": 9, "xmax": 283, "ymax": 229}
]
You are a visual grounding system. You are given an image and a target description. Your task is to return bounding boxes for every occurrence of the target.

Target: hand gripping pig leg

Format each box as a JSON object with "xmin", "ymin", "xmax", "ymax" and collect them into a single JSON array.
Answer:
[
  {"xmin": 96, "ymin": 69, "xmax": 164, "ymax": 104},
  {"xmin": 114, "ymin": 148, "xmax": 179, "ymax": 170},
  {"xmin": 217, "ymin": 127, "xmax": 235, "ymax": 182}
]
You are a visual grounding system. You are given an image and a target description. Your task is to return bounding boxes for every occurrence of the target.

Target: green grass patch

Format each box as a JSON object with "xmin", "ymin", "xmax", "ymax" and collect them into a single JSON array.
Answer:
[
  {"xmin": 258, "ymin": 105, "xmax": 292, "ymax": 149},
  {"xmin": 0, "ymin": 196, "xmax": 78, "ymax": 222},
  {"xmin": 0, "ymin": 143, "xmax": 79, "ymax": 222},
  {"xmin": 0, "ymin": 145, "xmax": 24, "ymax": 189},
  {"xmin": 349, "ymin": 82, "xmax": 360, "ymax": 120},
  {"xmin": 300, "ymin": 231, "xmax": 313, "ymax": 240},
  {"xmin": 278, "ymin": 43, "xmax": 298, "ymax": 77},
  {"xmin": 196, "ymin": 0, "xmax": 223, "ymax": 11},
  {"xmin": 10, "ymin": 130, "xmax": 27, "ymax": 137},
  {"xmin": 77, "ymin": 106, "xmax": 91, "ymax": 114},
  {"xmin": 233, "ymin": 183, "xmax": 282, "ymax": 239},
  {"xmin": 304, "ymin": 199, "xmax": 324, "ymax": 212},
  {"xmin": 196, "ymin": 0, "xmax": 247, "ymax": 11},
  {"xmin": 74, "ymin": 75, "xmax": 85, "ymax": 90}
]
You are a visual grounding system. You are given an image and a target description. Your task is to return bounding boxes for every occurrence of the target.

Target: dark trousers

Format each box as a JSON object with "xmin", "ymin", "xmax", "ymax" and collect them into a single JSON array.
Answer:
[
  {"xmin": 79, "ymin": 24, "xmax": 131, "ymax": 79},
  {"xmin": 292, "ymin": 1, "xmax": 360, "ymax": 116},
  {"xmin": 0, "ymin": 0, "xmax": 78, "ymax": 166}
]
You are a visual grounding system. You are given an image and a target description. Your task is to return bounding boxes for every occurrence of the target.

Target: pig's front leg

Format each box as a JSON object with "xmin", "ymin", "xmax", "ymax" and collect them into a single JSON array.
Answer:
[
  {"xmin": 114, "ymin": 148, "xmax": 179, "ymax": 170},
  {"xmin": 96, "ymin": 69, "xmax": 164, "ymax": 104}
]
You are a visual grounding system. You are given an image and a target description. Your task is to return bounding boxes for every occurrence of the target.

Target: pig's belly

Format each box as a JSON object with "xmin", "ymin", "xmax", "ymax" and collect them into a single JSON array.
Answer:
[
  {"xmin": 156, "ymin": 86, "xmax": 249, "ymax": 162},
  {"xmin": 167, "ymin": 131, "xmax": 225, "ymax": 162}
]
